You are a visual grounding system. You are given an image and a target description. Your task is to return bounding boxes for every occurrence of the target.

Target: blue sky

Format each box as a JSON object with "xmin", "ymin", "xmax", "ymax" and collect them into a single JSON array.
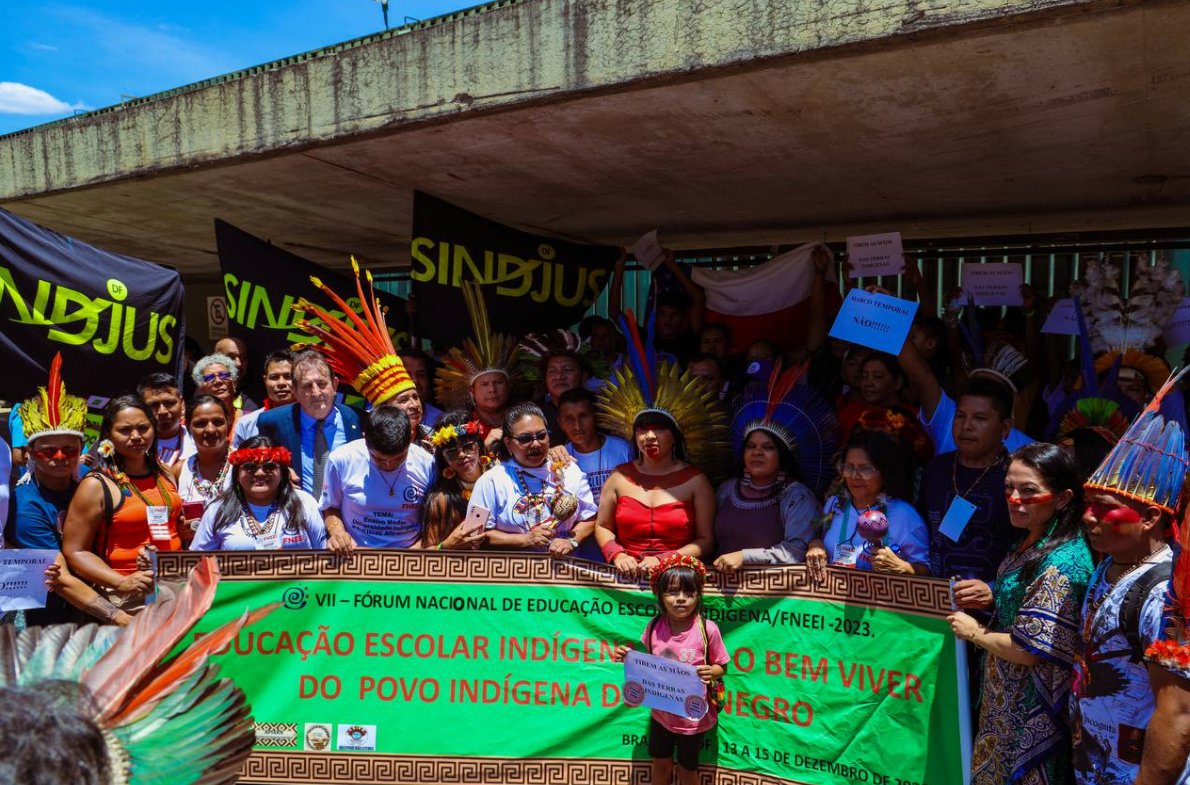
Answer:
[{"xmin": 0, "ymin": 1, "xmax": 470, "ymax": 136}]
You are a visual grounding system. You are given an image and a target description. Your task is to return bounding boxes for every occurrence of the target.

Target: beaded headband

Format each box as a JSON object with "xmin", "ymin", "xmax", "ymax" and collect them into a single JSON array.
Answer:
[{"xmin": 649, "ymin": 552, "xmax": 707, "ymax": 594}]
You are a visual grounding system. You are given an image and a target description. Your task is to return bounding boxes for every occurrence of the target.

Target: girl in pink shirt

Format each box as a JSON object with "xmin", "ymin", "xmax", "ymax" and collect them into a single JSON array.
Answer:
[{"xmin": 614, "ymin": 554, "xmax": 730, "ymax": 785}]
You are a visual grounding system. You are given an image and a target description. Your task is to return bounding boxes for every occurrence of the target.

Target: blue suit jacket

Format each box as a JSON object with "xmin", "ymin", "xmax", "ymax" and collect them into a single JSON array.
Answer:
[{"xmin": 255, "ymin": 403, "xmax": 363, "ymax": 481}]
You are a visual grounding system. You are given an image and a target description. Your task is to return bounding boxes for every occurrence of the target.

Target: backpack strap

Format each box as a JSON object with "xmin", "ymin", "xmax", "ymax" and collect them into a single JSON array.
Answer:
[
  {"xmin": 644, "ymin": 616, "xmax": 659, "ymax": 656},
  {"xmin": 1121, "ymin": 562, "xmax": 1173, "ymax": 663},
  {"xmin": 698, "ymin": 614, "xmax": 711, "ymax": 666}
]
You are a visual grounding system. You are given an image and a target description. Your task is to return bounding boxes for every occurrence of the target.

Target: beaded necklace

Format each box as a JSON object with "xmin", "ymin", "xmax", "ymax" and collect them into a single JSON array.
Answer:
[
  {"xmin": 190, "ymin": 455, "xmax": 231, "ymax": 499},
  {"xmin": 241, "ymin": 501, "xmax": 283, "ymax": 539}
]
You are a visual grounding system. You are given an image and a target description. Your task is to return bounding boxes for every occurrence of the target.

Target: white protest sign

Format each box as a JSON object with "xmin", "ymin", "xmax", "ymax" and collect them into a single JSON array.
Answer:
[
  {"xmin": 623, "ymin": 649, "xmax": 709, "ymax": 720},
  {"xmin": 960, "ymin": 263, "xmax": 1024, "ymax": 306},
  {"xmin": 846, "ymin": 232, "xmax": 904, "ymax": 278},
  {"xmin": 1164, "ymin": 299, "xmax": 1190, "ymax": 345},
  {"xmin": 1041, "ymin": 299, "xmax": 1081, "ymax": 336},
  {"xmin": 631, "ymin": 230, "xmax": 666, "ymax": 272},
  {"xmin": 0, "ymin": 549, "xmax": 57, "ymax": 612}
]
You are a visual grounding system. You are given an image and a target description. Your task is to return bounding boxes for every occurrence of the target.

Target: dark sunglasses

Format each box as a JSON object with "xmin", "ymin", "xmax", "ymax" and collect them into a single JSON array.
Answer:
[
  {"xmin": 509, "ymin": 430, "xmax": 549, "ymax": 446},
  {"xmin": 241, "ymin": 462, "xmax": 281, "ymax": 474},
  {"xmin": 202, "ymin": 371, "xmax": 233, "ymax": 383}
]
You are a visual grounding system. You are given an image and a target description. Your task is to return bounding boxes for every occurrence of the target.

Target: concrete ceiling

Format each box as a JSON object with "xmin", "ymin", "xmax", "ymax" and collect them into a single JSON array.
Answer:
[{"xmin": 3, "ymin": 0, "xmax": 1189, "ymax": 278}]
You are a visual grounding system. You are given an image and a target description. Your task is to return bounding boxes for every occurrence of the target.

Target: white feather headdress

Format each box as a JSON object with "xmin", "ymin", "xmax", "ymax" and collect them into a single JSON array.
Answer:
[{"xmin": 1071, "ymin": 255, "xmax": 1183, "ymax": 354}]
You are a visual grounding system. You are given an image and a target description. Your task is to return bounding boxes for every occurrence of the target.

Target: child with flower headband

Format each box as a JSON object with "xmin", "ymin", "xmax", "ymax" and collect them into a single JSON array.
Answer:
[
  {"xmin": 613, "ymin": 553, "xmax": 729, "ymax": 784},
  {"xmin": 421, "ymin": 411, "xmax": 496, "ymax": 550}
]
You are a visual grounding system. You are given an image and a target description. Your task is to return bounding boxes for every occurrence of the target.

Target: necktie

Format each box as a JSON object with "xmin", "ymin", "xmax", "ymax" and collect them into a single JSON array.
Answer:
[{"xmin": 312, "ymin": 418, "xmax": 329, "ymax": 498}]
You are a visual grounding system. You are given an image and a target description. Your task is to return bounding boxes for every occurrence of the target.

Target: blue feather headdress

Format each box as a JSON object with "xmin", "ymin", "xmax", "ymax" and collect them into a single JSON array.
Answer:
[{"xmin": 729, "ymin": 360, "xmax": 839, "ymax": 497}]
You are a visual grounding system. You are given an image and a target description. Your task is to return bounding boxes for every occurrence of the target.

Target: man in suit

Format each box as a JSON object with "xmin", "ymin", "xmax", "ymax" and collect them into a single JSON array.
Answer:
[{"xmin": 256, "ymin": 350, "xmax": 362, "ymax": 499}]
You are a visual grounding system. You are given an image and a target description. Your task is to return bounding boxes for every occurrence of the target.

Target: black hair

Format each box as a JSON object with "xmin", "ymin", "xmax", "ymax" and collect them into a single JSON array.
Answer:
[
  {"xmin": 653, "ymin": 566, "xmax": 705, "ymax": 616},
  {"xmin": 263, "ymin": 348, "xmax": 297, "ymax": 373},
  {"xmin": 578, "ymin": 315, "xmax": 616, "ymax": 341},
  {"xmin": 912, "ymin": 316, "xmax": 946, "ymax": 346},
  {"xmin": 1066, "ymin": 428, "xmax": 1115, "ymax": 484},
  {"xmin": 136, "ymin": 372, "xmax": 180, "ymax": 399},
  {"xmin": 214, "ymin": 436, "xmax": 306, "ymax": 535},
  {"xmin": 0, "ymin": 682, "xmax": 109, "ymax": 785},
  {"xmin": 421, "ymin": 410, "xmax": 488, "ymax": 547},
  {"xmin": 100, "ymin": 395, "xmax": 166, "ymax": 475},
  {"xmin": 632, "ymin": 410, "xmax": 688, "ymax": 463},
  {"xmin": 740, "ymin": 428, "xmax": 803, "ymax": 485},
  {"xmin": 185, "ymin": 393, "xmax": 231, "ymax": 425},
  {"xmin": 557, "ymin": 387, "xmax": 597, "ymax": 408},
  {"xmin": 364, "ymin": 406, "xmax": 412, "ymax": 455},
  {"xmin": 861, "ymin": 352, "xmax": 904, "ymax": 381},
  {"xmin": 842, "ymin": 429, "xmax": 916, "ymax": 503},
  {"xmin": 688, "ymin": 353, "xmax": 723, "ymax": 374},
  {"xmin": 1008, "ymin": 442, "xmax": 1086, "ymax": 585},
  {"xmin": 397, "ymin": 346, "xmax": 438, "ymax": 371},
  {"xmin": 656, "ymin": 291, "xmax": 692, "ymax": 313},
  {"xmin": 701, "ymin": 322, "xmax": 731, "ymax": 342},
  {"xmin": 502, "ymin": 401, "xmax": 547, "ymax": 437},
  {"xmin": 961, "ymin": 375, "xmax": 1014, "ymax": 421}
]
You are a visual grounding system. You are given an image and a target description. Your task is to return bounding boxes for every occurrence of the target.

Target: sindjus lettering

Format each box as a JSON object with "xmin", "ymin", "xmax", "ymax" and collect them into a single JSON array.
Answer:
[
  {"xmin": 0, "ymin": 267, "xmax": 177, "ymax": 364},
  {"xmin": 410, "ymin": 238, "xmax": 608, "ymax": 307}
]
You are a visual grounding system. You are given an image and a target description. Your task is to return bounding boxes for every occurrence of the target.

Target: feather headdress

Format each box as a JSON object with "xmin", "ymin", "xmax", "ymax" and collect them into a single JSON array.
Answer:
[
  {"xmin": 729, "ymin": 361, "xmax": 839, "ymax": 496},
  {"xmin": 21, "ymin": 351, "xmax": 88, "ymax": 444},
  {"xmin": 595, "ymin": 310, "xmax": 728, "ymax": 477},
  {"xmin": 518, "ymin": 328, "xmax": 610, "ymax": 382},
  {"xmin": 1071, "ymin": 255, "xmax": 1183, "ymax": 355},
  {"xmin": 434, "ymin": 281, "xmax": 523, "ymax": 410},
  {"xmin": 1084, "ymin": 367, "xmax": 1190, "ymax": 515},
  {"xmin": 295, "ymin": 258, "xmax": 415, "ymax": 408},
  {"xmin": 0, "ymin": 557, "xmax": 276, "ymax": 785}
]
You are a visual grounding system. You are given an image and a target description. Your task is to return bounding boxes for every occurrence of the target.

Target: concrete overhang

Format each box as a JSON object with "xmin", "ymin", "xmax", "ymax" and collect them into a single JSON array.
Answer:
[{"xmin": 1, "ymin": 0, "xmax": 1188, "ymax": 278}]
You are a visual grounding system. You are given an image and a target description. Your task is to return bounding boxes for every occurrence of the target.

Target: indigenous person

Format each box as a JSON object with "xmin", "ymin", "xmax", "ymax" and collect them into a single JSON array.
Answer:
[
  {"xmin": 593, "ymin": 318, "xmax": 724, "ymax": 577},
  {"xmin": 193, "ymin": 353, "xmax": 240, "ymax": 421},
  {"xmin": 172, "ymin": 395, "xmax": 233, "ymax": 543},
  {"xmin": 136, "ymin": 373, "xmax": 194, "ymax": 466},
  {"xmin": 687, "ymin": 354, "xmax": 727, "ymax": 402},
  {"xmin": 399, "ymin": 347, "xmax": 445, "ymax": 428},
  {"xmin": 62, "ymin": 396, "xmax": 183, "ymax": 612},
  {"xmin": 948, "ymin": 443, "xmax": 1093, "ymax": 785},
  {"xmin": 805, "ymin": 429, "xmax": 929, "ymax": 578},
  {"xmin": 836, "ymin": 353, "xmax": 933, "ymax": 464},
  {"xmin": 421, "ymin": 412, "xmax": 495, "ymax": 550},
  {"xmin": 192, "ymin": 437, "xmax": 325, "ymax": 551},
  {"xmin": 609, "ymin": 248, "xmax": 707, "ymax": 368},
  {"xmin": 255, "ymin": 351, "xmax": 362, "ymax": 498},
  {"xmin": 612, "ymin": 555, "xmax": 729, "ymax": 785},
  {"xmin": 7, "ymin": 354, "xmax": 134, "ymax": 627},
  {"xmin": 321, "ymin": 407, "xmax": 435, "ymax": 553},
  {"xmin": 214, "ymin": 335, "xmax": 260, "ymax": 412},
  {"xmin": 519, "ymin": 329, "xmax": 604, "ymax": 443},
  {"xmin": 232, "ymin": 349, "xmax": 297, "ymax": 447},
  {"xmin": 917, "ymin": 375, "xmax": 1020, "ymax": 584},
  {"xmin": 435, "ymin": 282, "xmax": 524, "ymax": 452},
  {"xmin": 1071, "ymin": 374, "xmax": 1190, "ymax": 785},
  {"xmin": 713, "ymin": 362, "xmax": 833, "ymax": 573},
  {"xmin": 467, "ymin": 403, "xmax": 597, "ymax": 554}
]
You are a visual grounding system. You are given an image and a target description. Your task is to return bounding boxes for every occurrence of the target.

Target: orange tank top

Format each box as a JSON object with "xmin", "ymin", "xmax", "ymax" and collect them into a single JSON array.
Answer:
[{"xmin": 99, "ymin": 472, "xmax": 183, "ymax": 574}]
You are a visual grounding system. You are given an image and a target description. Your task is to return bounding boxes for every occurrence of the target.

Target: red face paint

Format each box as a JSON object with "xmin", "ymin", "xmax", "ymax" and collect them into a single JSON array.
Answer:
[
  {"xmin": 1086, "ymin": 502, "xmax": 1144, "ymax": 533},
  {"xmin": 644, "ymin": 444, "xmax": 661, "ymax": 458},
  {"xmin": 1005, "ymin": 491, "xmax": 1054, "ymax": 506}
]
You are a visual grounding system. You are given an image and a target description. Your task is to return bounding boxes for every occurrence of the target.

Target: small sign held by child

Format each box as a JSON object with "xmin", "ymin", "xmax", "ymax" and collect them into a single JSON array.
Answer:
[{"xmin": 622, "ymin": 650, "xmax": 710, "ymax": 719}]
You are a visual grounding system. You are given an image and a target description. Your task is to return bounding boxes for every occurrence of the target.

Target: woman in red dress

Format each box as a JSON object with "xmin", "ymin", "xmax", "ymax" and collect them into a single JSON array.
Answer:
[{"xmin": 594, "ymin": 409, "xmax": 717, "ymax": 578}]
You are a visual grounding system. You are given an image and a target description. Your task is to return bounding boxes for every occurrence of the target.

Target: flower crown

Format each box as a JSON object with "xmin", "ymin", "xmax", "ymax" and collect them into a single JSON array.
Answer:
[
  {"xmin": 429, "ymin": 421, "xmax": 482, "ymax": 448},
  {"xmin": 229, "ymin": 446, "xmax": 292, "ymax": 466},
  {"xmin": 649, "ymin": 552, "xmax": 707, "ymax": 594}
]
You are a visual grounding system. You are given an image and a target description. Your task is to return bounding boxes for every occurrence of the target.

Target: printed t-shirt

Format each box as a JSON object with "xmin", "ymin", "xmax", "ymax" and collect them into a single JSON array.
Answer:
[
  {"xmin": 191, "ymin": 490, "xmax": 327, "ymax": 551},
  {"xmin": 1072, "ymin": 550, "xmax": 1190, "ymax": 785},
  {"xmin": 319, "ymin": 440, "xmax": 435, "ymax": 548},
  {"xmin": 468, "ymin": 460, "xmax": 597, "ymax": 542},
  {"xmin": 642, "ymin": 616, "xmax": 730, "ymax": 735},
  {"xmin": 819, "ymin": 496, "xmax": 929, "ymax": 568},
  {"xmin": 8, "ymin": 476, "xmax": 76, "ymax": 549}
]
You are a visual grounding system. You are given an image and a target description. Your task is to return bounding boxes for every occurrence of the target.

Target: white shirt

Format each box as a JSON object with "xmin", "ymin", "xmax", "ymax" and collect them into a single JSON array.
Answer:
[
  {"xmin": 565, "ymin": 435, "xmax": 633, "ymax": 504},
  {"xmin": 176, "ymin": 454, "xmax": 233, "ymax": 506},
  {"xmin": 468, "ymin": 460, "xmax": 597, "ymax": 540},
  {"xmin": 232, "ymin": 407, "xmax": 265, "ymax": 448},
  {"xmin": 191, "ymin": 489, "xmax": 326, "ymax": 551},
  {"xmin": 319, "ymin": 440, "xmax": 435, "ymax": 548},
  {"xmin": 156, "ymin": 428, "xmax": 197, "ymax": 465},
  {"xmin": 819, "ymin": 496, "xmax": 929, "ymax": 568}
]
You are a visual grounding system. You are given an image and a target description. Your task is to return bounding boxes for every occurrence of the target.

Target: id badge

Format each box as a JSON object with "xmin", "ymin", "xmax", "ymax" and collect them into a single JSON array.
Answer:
[
  {"xmin": 255, "ymin": 528, "xmax": 282, "ymax": 551},
  {"xmin": 146, "ymin": 506, "xmax": 172, "ymax": 543}
]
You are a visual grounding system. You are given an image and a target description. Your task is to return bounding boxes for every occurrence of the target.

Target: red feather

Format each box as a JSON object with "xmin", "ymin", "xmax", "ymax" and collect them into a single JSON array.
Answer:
[
  {"xmin": 764, "ymin": 360, "xmax": 809, "ymax": 424},
  {"xmin": 622, "ymin": 310, "xmax": 654, "ymax": 396},
  {"xmin": 46, "ymin": 352, "xmax": 63, "ymax": 428}
]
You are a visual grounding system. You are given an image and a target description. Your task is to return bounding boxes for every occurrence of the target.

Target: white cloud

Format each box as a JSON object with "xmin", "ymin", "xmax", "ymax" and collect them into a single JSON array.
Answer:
[
  {"xmin": 28, "ymin": 42, "xmax": 60, "ymax": 52},
  {"xmin": 0, "ymin": 82, "xmax": 83, "ymax": 115}
]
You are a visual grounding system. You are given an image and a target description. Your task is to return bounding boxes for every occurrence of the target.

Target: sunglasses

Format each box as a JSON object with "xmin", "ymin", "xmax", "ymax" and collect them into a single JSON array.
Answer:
[
  {"xmin": 509, "ymin": 430, "xmax": 549, "ymax": 446},
  {"xmin": 241, "ymin": 462, "xmax": 281, "ymax": 474},
  {"xmin": 443, "ymin": 441, "xmax": 481, "ymax": 461},
  {"xmin": 202, "ymin": 371, "xmax": 233, "ymax": 383},
  {"xmin": 31, "ymin": 445, "xmax": 81, "ymax": 460}
]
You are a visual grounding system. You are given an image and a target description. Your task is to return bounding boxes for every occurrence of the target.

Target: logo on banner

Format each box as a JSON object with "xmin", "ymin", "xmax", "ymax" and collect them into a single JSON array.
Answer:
[
  {"xmin": 338, "ymin": 724, "xmax": 377, "ymax": 752},
  {"xmin": 304, "ymin": 723, "xmax": 332, "ymax": 752}
]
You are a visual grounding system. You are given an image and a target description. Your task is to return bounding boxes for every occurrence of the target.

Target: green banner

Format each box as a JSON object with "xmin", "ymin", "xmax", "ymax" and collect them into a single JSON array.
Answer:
[{"xmin": 159, "ymin": 552, "xmax": 969, "ymax": 785}]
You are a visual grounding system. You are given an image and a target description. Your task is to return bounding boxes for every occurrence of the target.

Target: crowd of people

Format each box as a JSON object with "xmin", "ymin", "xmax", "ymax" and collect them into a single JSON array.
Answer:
[{"xmin": 3, "ymin": 248, "xmax": 1190, "ymax": 785}]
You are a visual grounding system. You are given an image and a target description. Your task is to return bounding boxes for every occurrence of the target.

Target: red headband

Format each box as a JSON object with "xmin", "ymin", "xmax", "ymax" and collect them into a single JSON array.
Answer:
[{"xmin": 229, "ymin": 446, "xmax": 292, "ymax": 466}]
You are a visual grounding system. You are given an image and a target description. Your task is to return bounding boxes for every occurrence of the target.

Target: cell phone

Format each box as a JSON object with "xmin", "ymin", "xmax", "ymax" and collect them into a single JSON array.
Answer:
[{"xmin": 462, "ymin": 505, "xmax": 490, "ymax": 537}]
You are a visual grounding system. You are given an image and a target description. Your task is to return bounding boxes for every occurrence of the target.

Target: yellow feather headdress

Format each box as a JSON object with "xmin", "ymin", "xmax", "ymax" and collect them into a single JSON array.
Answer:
[
  {"xmin": 22, "ymin": 352, "xmax": 87, "ymax": 443},
  {"xmin": 434, "ymin": 281, "xmax": 524, "ymax": 410}
]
